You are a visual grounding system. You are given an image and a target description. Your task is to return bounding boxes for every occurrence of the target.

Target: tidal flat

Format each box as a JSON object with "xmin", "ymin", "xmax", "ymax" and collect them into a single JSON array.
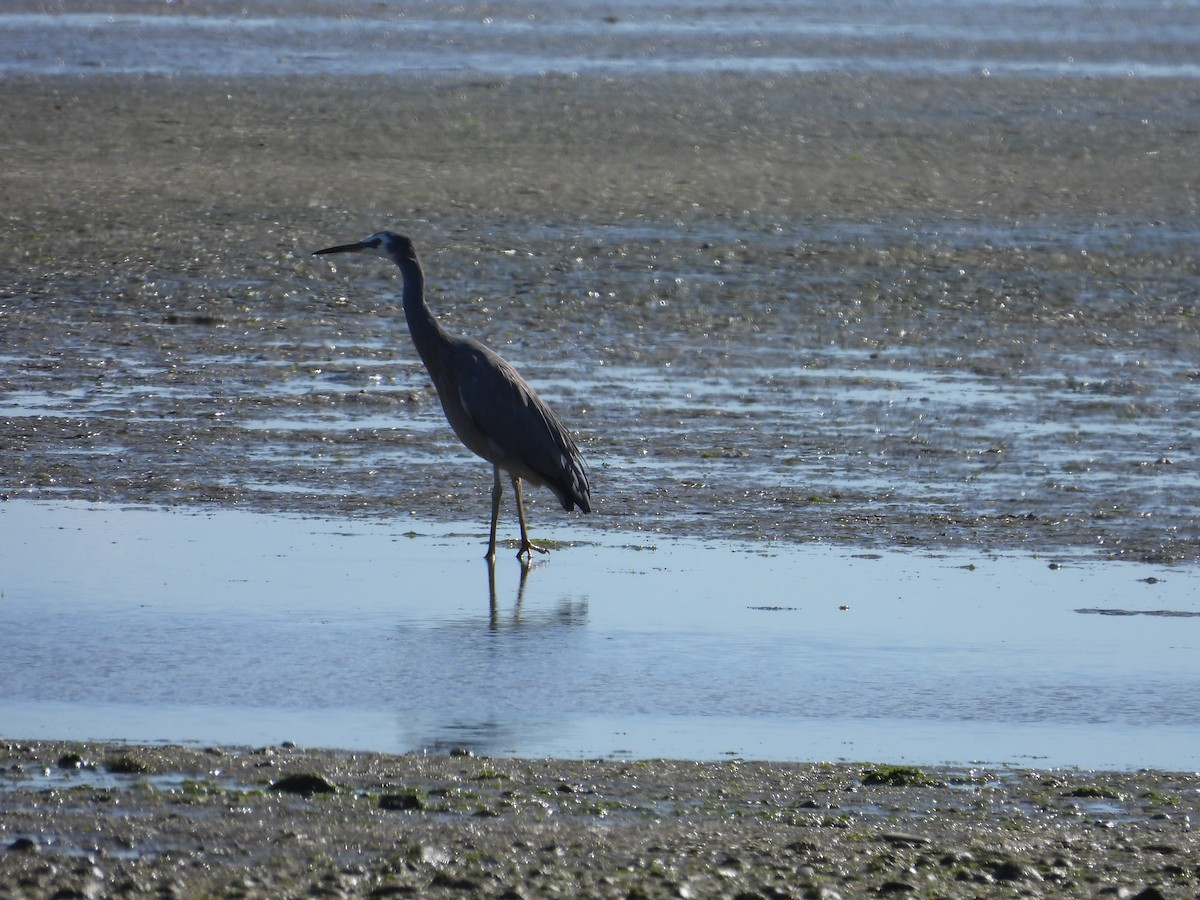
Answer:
[
  {"xmin": 2, "ymin": 39, "xmax": 1200, "ymax": 897},
  {"xmin": 3, "ymin": 71, "xmax": 1200, "ymax": 559}
]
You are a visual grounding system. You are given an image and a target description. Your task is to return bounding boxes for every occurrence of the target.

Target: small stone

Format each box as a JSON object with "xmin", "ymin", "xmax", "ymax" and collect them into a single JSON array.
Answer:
[
  {"xmin": 105, "ymin": 754, "xmax": 149, "ymax": 774},
  {"xmin": 379, "ymin": 792, "xmax": 424, "ymax": 811},
  {"xmin": 269, "ymin": 773, "xmax": 336, "ymax": 795},
  {"xmin": 992, "ymin": 860, "xmax": 1042, "ymax": 882},
  {"xmin": 881, "ymin": 833, "xmax": 929, "ymax": 847},
  {"xmin": 940, "ymin": 850, "xmax": 974, "ymax": 865},
  {"xmin": 430, "ymin": 872, "xmax": 479, "ymax": 890}
]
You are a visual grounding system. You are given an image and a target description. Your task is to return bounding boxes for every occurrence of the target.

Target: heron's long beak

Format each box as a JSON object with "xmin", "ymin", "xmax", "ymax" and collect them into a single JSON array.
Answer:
[{"xmin": 313, "ymin": 240, "xmax": 370, "ymax": 256}]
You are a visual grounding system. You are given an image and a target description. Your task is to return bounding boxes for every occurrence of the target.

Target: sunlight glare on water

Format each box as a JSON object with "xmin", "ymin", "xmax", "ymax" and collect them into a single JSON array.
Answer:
[{"xmin": 1, "ymin": 501, "xmax": 1198, "ymax": 769}]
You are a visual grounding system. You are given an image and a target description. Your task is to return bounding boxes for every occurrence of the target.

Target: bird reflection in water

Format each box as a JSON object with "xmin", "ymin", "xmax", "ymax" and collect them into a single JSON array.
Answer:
[
  {"xmin": 486, "ymin": 554, "xmax": 533, "ymax": 629},
  {"xmin": 485, "ymin": 556, "xmax": 588, "ymax": 632}
]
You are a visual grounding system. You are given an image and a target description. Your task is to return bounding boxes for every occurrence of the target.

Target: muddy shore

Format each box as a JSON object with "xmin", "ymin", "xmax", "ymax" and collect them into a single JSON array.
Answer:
[
  {"xmin": 2, "ymin": 739, "xmax": 1198, "ymax": 898},
  {"xmin": 3, "ymin": 65, "xmax": 1200, "ymax": 895}
]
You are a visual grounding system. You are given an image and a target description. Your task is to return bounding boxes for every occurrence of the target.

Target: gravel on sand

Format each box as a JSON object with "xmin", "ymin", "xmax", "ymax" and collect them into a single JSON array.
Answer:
[{"xmin": 2, "ymin": 740, "xmax": 1197, "ymax": 898}]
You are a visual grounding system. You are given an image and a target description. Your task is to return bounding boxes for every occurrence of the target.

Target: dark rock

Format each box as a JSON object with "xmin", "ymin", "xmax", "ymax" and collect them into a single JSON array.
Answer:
[
  {"xmin": 269, "ymin": 773, "xmax": 336, "ymax": 795},
  {"xmin": 992, "ymin": 860, "xmax": 1042, "ymax": 882},
  {"xmin": 1141, "ymin": 844, "xmax": 1177, "ymax": 855},
  {"xmin": 105, "ymin": 754, "xmax": 150, "ymax": 774},
  {"xmin": 379, "ymin": 792, "xmax": 425, "ymax": 811},
  {"xmin": 430, "ymin": 872, "xmax": 479, "ymax": 890},
  {"xmin": 881, "ymin": 833, "xmax": 930, "ymax": 847}
]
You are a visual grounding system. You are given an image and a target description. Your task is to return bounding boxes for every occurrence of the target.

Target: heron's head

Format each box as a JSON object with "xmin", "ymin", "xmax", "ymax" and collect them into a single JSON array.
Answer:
[{"xmin": 313, "ymin": 230, "xmax": 416, "ymax": 263}]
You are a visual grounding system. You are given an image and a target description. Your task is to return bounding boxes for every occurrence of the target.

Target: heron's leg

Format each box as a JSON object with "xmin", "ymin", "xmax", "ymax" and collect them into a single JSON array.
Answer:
[
  {"xmin": 487, "ymin": 465, "xmax": 503, "ymax": 560},
  {"xmin": 511, "ymin": 475, "xmax": 549, "ymax": 559}
]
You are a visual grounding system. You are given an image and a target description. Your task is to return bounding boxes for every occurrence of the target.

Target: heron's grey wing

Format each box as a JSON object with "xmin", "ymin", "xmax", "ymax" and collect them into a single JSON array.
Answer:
[{"xmin": 455, "ymin": 344, "xmax": 590, "ymax": 510}]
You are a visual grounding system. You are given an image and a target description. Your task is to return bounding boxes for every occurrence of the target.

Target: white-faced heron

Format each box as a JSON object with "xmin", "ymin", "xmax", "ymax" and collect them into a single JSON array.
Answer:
[{"xmin": 313, "ymin": 231, "xmax": 592, "ymax": 561}]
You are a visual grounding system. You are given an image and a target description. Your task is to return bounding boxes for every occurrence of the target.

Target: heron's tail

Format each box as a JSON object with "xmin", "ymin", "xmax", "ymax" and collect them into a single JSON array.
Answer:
[{"xmin": 554, "ymin": 458, "xmax": 591, "ymax": 514}]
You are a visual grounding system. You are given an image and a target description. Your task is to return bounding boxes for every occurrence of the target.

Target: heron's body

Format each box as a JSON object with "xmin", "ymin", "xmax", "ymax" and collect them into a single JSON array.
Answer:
[{"xmin": 314, "ymin": 231, "xmax": 591, "ymax": 560}]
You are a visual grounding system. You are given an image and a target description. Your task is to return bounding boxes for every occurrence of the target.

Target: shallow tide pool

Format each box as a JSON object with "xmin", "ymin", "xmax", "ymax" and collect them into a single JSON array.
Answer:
[{"xmin": 2, "ymin": 500, "xmax": 1197, "ymax": 770}]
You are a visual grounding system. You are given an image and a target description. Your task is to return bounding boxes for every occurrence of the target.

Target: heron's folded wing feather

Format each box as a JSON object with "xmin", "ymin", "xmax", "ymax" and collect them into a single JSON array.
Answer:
[{"xmin": 454, "ymin": 344, "xmax": 589, "ymax": 505}]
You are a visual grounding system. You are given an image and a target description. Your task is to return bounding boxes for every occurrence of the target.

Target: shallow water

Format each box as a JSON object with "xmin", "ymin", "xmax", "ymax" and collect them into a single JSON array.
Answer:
[
  {"xmin": 2, "ymin": 500, "xmax": 1198, "ymax": 769},
  {"xmin": 4, "ymin": 0, "xmax": 1200, "ymax": 79}
]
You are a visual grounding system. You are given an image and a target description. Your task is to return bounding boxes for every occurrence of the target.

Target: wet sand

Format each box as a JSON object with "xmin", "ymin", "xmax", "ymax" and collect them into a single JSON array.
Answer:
[
  {"xmin": 4, "ymin": 71, "xmax": 1200, "ymax": 558},
  {"xmin": 3, "ymin": 67, "xmax": 1200, "ymax": 893},
  {"xmin": 5, "ymin": 71, "xmax": 1199, "ymax": 228}
]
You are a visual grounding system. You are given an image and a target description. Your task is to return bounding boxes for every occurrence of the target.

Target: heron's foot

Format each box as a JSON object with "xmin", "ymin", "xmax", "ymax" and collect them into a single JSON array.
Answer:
[{"xmin": 516, "ymin": 540, "xmax": 550, "ymax": 561}]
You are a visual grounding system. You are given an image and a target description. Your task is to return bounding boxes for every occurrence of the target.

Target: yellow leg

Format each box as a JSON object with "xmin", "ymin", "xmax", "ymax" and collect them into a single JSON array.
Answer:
[
  {"xmin": 487, "ymin": 465, "xmax": 503, "ymax": 561},
  {"xmin": 511, "ymin": 475, "xmax": 549, "ymax": 560}
]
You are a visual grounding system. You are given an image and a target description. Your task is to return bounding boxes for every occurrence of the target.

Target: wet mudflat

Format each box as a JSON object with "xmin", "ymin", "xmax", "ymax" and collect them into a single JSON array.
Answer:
[{"xmin": 3, "ymin": 72, "xmax": 1200, "ymax": 561}]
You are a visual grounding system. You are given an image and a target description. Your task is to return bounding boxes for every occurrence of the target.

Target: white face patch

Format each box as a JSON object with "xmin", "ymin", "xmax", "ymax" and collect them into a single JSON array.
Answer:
[{"xmin": 376, "ymin": 232, "xmax": 415, "ymax": 261}]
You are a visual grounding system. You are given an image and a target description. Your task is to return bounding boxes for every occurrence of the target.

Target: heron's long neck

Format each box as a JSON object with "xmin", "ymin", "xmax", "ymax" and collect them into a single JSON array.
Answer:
[{"xmin": 394, "ymin": 252, "xmax": 449, "ymax": 371}]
